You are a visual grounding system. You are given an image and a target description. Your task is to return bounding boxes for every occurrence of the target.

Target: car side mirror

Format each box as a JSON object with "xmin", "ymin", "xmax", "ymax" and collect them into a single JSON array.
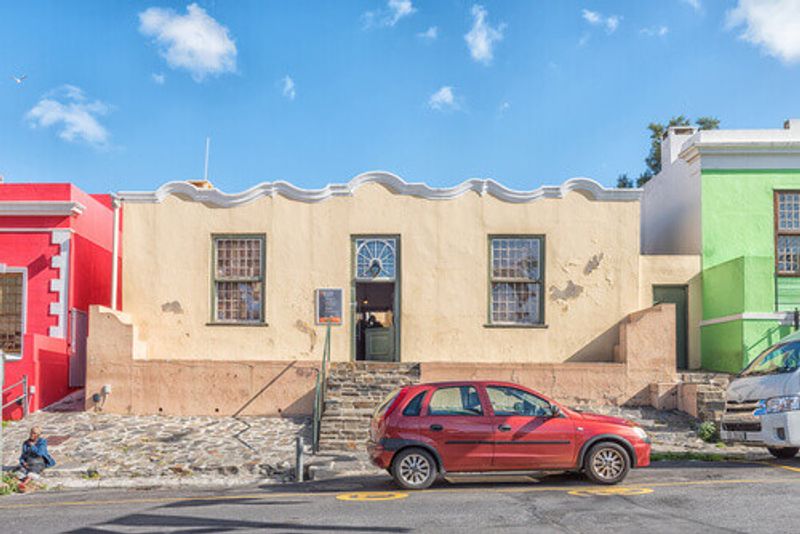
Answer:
[{"xmin": 549, "ymin": 405, "xmax": 561, "ymax": 418}]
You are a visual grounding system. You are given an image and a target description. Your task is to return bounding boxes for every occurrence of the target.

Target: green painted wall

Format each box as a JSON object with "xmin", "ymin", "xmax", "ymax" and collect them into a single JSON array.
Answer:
[{"xmin": 700, "ymin": 169, "xmax": 800, "ymax": 372}]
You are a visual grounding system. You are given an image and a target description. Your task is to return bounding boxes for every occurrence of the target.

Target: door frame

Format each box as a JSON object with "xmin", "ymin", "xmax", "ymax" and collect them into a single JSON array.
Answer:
[
  {"xmin": 350, "ymin": 234, "xmax": 401, "ymax": 362},
  {"xmin": 653, "ymin": 284, "xmax": 689, "ymax": 370}
]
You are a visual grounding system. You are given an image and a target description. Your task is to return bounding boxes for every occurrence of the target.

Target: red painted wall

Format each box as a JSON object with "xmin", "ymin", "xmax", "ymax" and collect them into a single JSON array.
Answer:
[{"xmin": 1, "ymin": 184, "xmax": 117, "ymax": 419}]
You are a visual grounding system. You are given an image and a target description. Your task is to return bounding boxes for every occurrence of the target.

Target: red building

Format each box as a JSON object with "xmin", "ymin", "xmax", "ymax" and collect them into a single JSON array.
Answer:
[{"xmin": 0, "ymin": 183, "xmax": 119, "ymax": 419}]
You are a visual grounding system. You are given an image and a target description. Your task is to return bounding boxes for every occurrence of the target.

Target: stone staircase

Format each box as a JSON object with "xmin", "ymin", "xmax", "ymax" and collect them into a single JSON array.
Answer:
[
  {"xmin": 677, "ymin": 372, "xmax": 731, "ymax": 423},
  {"xmin": 318, "ymin": 362, "xmax": 421, "ymax": 451}
]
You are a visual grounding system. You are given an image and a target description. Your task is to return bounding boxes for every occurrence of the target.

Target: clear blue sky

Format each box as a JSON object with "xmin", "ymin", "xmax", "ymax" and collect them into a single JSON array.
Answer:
[{"xmin": 2, "ymin": 0, "xmax": 800, "ymax": 193}]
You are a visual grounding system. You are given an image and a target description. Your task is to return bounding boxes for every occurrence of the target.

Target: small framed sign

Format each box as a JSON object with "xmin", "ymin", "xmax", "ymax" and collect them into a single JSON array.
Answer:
[{"xmin": 315, "ymin": 288, "xmax": 343, "ymax": 325}]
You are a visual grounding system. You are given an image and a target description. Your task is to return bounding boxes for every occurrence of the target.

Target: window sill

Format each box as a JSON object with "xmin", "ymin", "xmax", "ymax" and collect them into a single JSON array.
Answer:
[
  {"xmin": 206, "ymin": 322, "xmax": 269, "ymax": 327},
  {"xmin": 483, "ymin": 323, "xmax": 548, "ymax": 329}
]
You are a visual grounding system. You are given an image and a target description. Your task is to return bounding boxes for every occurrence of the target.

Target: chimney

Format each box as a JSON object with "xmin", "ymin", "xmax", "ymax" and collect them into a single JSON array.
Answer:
[
  {"xmin": 661, "ymin": 126, "xmax": 697, "ymax": 169},
  {"xmin": 784, "ymin": 119, "xmax": 800, "ymax": 131}
]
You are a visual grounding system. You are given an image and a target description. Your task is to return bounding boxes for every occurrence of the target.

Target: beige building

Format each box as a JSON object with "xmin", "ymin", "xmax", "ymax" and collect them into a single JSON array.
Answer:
[{"xmin": 86, "ymin": 172, "xmax": 700, "ymax": 417}]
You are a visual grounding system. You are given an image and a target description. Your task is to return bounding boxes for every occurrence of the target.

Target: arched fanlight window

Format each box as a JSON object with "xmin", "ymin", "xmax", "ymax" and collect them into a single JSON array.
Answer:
[{"xmin": 355, "ymin": 238, "xmax": 396, "ymax": 281}]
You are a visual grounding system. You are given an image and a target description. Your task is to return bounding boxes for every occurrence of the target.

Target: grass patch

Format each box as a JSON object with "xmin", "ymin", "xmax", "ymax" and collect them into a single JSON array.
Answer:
[
  {"xmin": 651, "ymin": 451, "xmax": 727, "ymax": 462},
  {"xmin": 81, "ymin": 469, "xmax": 101, "ymax": 480},
  {"xmin": 1, "ymin": 473, "xmax": 20, "ymax": 496}
]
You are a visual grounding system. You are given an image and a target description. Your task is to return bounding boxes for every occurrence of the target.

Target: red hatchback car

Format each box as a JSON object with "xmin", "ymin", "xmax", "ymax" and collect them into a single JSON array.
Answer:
[{"xmin": 367, "ymin": 381, "xmax": 651, "ymax": 489}]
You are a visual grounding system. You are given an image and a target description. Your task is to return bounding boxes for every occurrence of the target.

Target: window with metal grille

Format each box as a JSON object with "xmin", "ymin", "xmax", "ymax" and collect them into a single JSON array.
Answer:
[
  {"xmin": 0, "ymin": 273, "xmax": 23, "ymax": 355},
  {"xmin": 212, "ymin": 236, "xmax": 265, "ymax": 323},
  {"xmin": 776, "ymin": 192, "xmax": 800, "ymax": 275},
  {"xmin": 489, "ymin": 236, "xmax": 543, "ymax": 325}
]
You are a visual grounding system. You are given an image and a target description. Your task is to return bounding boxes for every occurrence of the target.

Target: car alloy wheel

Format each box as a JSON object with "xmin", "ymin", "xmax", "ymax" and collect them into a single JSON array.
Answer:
[
  {"xmin": 585, "ymin": 442, "xmax": 630, "ymax": 485},
  {"xmin": 592, "ymin": 449, "xmax": 624, "ymax": 480},
  {"xmin": 399, "ymin": 453, "xmax": 431, "ymax": 486},
  {"xmin": 392, "ymin": 448, "xmax": 436, "ymax": 490}
]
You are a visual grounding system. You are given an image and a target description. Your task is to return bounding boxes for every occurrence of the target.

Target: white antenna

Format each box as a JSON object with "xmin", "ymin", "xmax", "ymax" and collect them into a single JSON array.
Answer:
[{"xmin": 203, "ymin": 137, "xmax": 210, "ymax": 181}]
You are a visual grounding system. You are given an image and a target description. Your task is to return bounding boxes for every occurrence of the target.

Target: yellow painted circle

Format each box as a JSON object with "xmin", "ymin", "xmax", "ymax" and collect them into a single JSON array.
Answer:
[
  {"xmin": 336, "ymin": 491, "xmax": 410, "ymax": 502},
  {"xmin": 568, "ymin": 487, "xmax": 654, "ymax": 497}
]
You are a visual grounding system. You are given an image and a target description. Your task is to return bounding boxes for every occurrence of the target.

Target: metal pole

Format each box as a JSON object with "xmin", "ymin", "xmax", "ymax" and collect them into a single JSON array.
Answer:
[
  {"xmin": 22, "ymin": 375, "xmax": 28, "ymax": 418},
  {"xmin": 111, "ymin": 196, "xmax": 120, "ymax": 310},
  {"xmin": 203, "ymin": 137, "xmax": 210, "ymax": 182},
  {"xmin": 295, "ymin": 436, "xmax": 304, "ymax": 482}
]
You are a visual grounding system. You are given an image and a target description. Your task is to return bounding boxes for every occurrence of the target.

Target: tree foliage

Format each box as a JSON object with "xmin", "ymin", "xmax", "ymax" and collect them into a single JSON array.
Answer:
[
  {"xmin": 616, "ymin": 173, "xmax": 633, "ymax": 188},
  {"xmin": 618, "ymin": 116, "xmax": 720, "ymax": 188}
]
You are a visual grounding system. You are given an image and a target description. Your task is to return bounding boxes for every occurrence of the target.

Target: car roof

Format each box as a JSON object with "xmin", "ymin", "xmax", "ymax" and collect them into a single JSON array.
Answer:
[{"xmin": 416, "ymin": 380, "xmax": 533, "ymax": 389}]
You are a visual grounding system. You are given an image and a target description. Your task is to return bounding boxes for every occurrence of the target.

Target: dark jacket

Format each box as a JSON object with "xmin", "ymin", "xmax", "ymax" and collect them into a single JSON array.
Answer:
[{"xmin": 19, "ymin": 437, "xmax": 56, "ymax": 468}]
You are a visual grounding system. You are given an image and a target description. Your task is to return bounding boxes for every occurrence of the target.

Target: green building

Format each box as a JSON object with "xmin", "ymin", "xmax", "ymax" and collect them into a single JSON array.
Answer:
[{"xmin": 642, "ymin": 120, "xmax": 800, "ymax": 373}]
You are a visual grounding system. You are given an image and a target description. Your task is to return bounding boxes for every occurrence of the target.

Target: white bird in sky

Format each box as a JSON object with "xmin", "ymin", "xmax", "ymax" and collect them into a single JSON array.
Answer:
[{"xmin": 11, "ymin": 75, "xmax": 27, "ymax": 84}]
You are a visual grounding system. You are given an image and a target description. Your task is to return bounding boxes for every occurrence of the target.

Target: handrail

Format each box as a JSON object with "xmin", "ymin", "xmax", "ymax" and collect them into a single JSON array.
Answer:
[
  {"xmin": 312, "ymin": 322, "xmax": 332, "ymax": 453},
  {"xmin": 2, "ymin": 374, "xmax": 29, "ymax": 416}
]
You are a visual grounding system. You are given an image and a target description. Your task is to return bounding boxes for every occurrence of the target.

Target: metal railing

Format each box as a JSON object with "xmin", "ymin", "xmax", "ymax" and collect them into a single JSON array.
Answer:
[
  {"xmin": 2, "ymin": 375, "xmax": 29, "ymax": 417},
  {"xmin": 774, "ymin": 275, "xmax": 800, "ymax": 330},
  {"xmin": 311, "ymin": 323, "xmax": 332, "ymax": 453}
]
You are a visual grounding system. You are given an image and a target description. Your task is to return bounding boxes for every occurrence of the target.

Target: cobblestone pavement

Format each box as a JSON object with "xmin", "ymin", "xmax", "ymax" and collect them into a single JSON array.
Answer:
[
  {"xmin": 579, "ymin": 405, "xmax": 769, "ymax": 459},
  {"xmin": 0, "ymin": 399, "xmax": 768, "ymax": 491},
  {"xmin": 1, "ymin": 397, "xmax": 311, "ymax": 489}
]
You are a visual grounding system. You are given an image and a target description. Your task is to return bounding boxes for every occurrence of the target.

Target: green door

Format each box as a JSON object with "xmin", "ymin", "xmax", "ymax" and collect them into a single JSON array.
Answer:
[{"xmin": 653, "ymin": 285, "xmax": 688, "ymax": 370}]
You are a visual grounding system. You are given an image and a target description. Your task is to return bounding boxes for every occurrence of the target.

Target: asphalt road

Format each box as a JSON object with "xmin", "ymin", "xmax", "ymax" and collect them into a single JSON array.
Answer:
[{"xmin": 2, "ymin": 460, "xmax": 800, "ymax": 533}]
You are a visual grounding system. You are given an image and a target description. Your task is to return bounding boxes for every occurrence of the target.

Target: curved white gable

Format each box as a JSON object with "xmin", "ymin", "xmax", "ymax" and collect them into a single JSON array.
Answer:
[{"xmin": 118, "ymin": 171, "xmax": 641, "ymax": 206}]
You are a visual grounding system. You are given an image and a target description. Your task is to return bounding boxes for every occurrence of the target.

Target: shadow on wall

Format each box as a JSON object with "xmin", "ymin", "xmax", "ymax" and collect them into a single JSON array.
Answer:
[{"xmin": 565, "ymin": 322, "xmax": 621, "ymax": 363}]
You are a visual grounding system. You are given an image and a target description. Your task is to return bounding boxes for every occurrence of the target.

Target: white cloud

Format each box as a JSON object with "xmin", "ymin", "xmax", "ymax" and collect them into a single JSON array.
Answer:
[
  {"xmin": 682, "ymin": 0, "xmax": 702, "ymax": 11},
  {"xmin": 282, "ymin": 75, "xmax": 296, "ymax": 100},
  {"xmin": 465, "ymin": 5, "xmax": 505, "ymax": 65},
  {"xmin": 640, "ymin": 25, "xmax": 669, "ymax": 37},
  {"xmin": 582, "ymin": 8, "xmax": 621, "ymax": 34},
  {"xmin": 152, "ymin": 72, "xmax": 166, "ymax": 84},
  {"xmin": 138, "ymin": 3, "xmax": 237, "ymax": 82},
  {"xmin": 498, "ymin": 101, "xmax": 511, "ymax": 114},
  {"xmin": 428, "ymin": 86, "xmax": 457, "ymax": 111},
  {"xmin": 727, "ymin": 0, "xmax": 800, "ymax": 63},
  {"xmin": 418, "ymin": 26, "xmax": 438, "ymax": 41},
  {"xmin": 363, "ymin": 0, "xmax": 415, "ymax": 28},
  {"xmin": 26, "ymin": 85, "xmax": 110, "ymax": 147}
]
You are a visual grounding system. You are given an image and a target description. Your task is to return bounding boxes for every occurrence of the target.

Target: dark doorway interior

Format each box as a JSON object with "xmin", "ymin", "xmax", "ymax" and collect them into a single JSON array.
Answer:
[{"xmin": 355, "ymin": 282, "xmax": 396, "ymax": 361}]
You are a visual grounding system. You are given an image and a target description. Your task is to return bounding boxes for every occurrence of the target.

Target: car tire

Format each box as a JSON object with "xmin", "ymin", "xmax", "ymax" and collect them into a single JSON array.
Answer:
[
  {"xmin": 584, "ymin": 442, "xmax": 631, "ymax": 485},
  {"xmin": 391, "ymin": 447, "xmax": 437, "ymax": 490},
  {"xmin": 767, "ymin": 447, "xmax": 799, "ymax": 459}
]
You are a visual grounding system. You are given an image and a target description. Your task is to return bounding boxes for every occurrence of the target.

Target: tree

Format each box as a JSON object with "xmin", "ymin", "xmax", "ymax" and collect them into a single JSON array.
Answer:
[
  {"xmin": 634, "ymin": 115, "xmax": 720, "ymax": 187},
  {"xmin": 616, "ymin": 173, "xmax": 633, "ymax": 188}
]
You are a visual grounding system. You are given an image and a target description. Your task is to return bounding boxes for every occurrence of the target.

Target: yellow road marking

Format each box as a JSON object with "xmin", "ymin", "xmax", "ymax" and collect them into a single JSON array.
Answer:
[
  {"xmin": 1, "ymin": 476, "xmax": 798, "ymax": 511},
  {"xmin": 336, "ymin": 492, "xmax": 409, "ymax": 502},
  {"xmin": 568, "ymin": 487, "xmax": 654, "ymax": 497}
]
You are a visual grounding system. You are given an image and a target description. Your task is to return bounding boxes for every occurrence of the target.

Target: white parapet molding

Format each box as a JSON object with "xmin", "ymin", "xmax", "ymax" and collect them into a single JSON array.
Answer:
[
  {"xmin": 0, "ymin": 201, "xmax": 85, "ymax": 217},
  {"xmin": 699, "ymin": 312, "xmax": 795, "ymax": 328},
  {"xmin": 117, "ymin": 171, "xmax": 642, "ymax": 207}
]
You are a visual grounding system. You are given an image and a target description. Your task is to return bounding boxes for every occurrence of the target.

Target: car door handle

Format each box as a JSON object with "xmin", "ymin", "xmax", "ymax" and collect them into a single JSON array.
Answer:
[
  {"xmin": 429, "ymin": 424, "xmax": 443, "ymax": 431},
  {"xmin": 498, "ymin": 424, "xmax": 512, "ymax": 432}
]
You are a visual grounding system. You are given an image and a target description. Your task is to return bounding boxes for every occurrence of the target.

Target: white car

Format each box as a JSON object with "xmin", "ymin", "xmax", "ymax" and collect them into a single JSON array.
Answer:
[{"xmin": 721, "ymin": 332, "xmax": 800, "ymax": 459}]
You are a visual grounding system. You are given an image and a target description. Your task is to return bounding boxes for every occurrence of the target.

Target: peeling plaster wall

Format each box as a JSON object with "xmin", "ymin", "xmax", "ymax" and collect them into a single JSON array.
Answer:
[{"xmin": 119, "ymin": 183, "xmax": 645, "ymax": 364}]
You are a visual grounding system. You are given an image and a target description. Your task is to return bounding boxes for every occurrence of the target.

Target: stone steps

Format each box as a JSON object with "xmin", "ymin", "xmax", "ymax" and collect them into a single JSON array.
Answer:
[{"xmin": 318, "ymin": 362, "xmax": 421, "ymax": 451}]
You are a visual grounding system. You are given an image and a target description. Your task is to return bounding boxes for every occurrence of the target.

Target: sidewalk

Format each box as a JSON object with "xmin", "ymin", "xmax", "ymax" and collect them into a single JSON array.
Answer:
[
  {"xmin": 2, "ymin": 393, "xmax": 311, "ymax": 490},
  {"xmin": 1, "ymin": 397, "xmax": 770, "ymax": 491}
]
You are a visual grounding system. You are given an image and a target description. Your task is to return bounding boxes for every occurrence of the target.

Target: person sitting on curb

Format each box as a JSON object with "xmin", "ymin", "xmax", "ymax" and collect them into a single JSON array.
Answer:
[{"xmin": 17, "ymin": 426, "xmax": 56, "ymax": 492}]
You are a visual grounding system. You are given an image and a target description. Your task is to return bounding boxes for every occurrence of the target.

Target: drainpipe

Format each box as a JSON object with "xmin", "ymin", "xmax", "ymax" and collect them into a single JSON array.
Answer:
[{"xmin": 111, "ymin": 195, "xmax": 120, "ymax": 310}]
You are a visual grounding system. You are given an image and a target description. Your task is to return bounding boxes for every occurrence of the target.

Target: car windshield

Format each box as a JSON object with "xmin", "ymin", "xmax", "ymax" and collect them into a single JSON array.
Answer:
[{"xmin": 740, "ymin": 340, "xmax": 800, "ymax": 377}]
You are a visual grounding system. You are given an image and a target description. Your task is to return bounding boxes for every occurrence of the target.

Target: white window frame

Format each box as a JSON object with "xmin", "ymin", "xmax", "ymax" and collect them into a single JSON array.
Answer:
[
  {"xmin": 0, "ymin": 265, "xmax": 27, "ymax": 361},
  {"xmin": 488, "ymin": 235, "xmax": 545, "ymax": 326}
]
